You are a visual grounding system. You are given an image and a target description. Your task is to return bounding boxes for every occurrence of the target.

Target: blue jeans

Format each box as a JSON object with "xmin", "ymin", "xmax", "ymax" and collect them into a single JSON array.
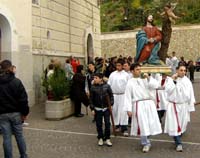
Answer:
[
  {"xmin": 141, "ymin": 136, "xmax": 151, "ymax": 146},
  {"xmin": 95, "ymin": 109, "xmax": 111, "ymax": 140},
  {"xmin": 173, "ymin": 135, "xmax": 182, "ymax": 146},
  {"xmin": 0, "ymin": 112, "xmax": 28, "ymax": 158}
]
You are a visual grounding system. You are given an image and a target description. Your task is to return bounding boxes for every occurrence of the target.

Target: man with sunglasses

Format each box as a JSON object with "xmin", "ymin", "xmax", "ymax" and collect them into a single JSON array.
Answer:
[{"xmin": 163, "ymin": 65, "xmax": 195, "ymax": 152}]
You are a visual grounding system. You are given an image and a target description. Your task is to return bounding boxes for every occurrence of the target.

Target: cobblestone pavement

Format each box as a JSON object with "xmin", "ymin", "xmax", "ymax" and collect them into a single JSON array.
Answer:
[{"xmin": 1, "ymin": 78, "xmax": 200, "ymax": 158}]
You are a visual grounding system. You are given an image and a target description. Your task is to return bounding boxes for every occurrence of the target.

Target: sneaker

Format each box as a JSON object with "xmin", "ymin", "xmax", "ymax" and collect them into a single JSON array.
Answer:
[
  {"xmin": 22, "ymin": 122, "xmax": 29, "ymax": 127},
  {"xmin": 105, "ymin": 139, "xmax": 112, "ymax": 147},
  {"xmin": 98, "ymin": 138, "xmax": 104, "ymax": 146},
  {"xmin": 176, "ymin": 144, "xmax": 183, "ymax": 152},
  {"xmin": 115, "ymin": 128, "xmax": 121, "ymax": 132},
  {"xmin": 123, "ymin": 131, "xmax": 129, "ymax": 137},
  {"xmin": 142, "ymin": 145, "xmax": 151, "ymax": 153}
]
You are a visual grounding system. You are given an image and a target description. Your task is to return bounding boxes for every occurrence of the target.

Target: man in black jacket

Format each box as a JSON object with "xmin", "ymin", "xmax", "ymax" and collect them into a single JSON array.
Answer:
[
  {"xmin": 90, "ymin": 73, "xmax": 114, "ymax": 147},
  {"xmin": 0, "ymin": 60, "xmax": 29, "ymax": 158},
  {"xmin": 70, "ymin": 65, "xmax": 90, "ymax": 117}
]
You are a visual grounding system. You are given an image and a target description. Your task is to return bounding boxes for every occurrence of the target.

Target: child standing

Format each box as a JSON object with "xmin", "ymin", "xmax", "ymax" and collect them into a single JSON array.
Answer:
[{"xmin": 90, "ymin": 73, "xmax": 114, "ymax": 146}]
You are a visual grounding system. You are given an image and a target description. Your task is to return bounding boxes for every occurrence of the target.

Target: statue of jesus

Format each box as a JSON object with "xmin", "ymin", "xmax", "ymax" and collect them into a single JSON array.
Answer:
[{"xmin": 135, "ymin": 15, "xmax": 162, "ymax": 65}]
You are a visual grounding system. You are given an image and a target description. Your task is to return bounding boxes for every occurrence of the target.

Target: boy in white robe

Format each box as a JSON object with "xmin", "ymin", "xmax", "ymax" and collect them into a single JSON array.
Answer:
[
  {"xmin": 163, "ymin": 65, "xmax": 195, "ymax": 152},
  {"xmin": 154, "ymin": 73, "xmax": 168, "ymax": 123},
  {"xmin": 124, "ymin": 63, "xmax": 162, "ymax": 153},
  {"xmin": 123, "ymin": 61, "xmax": 133, "ymax": 126},
  {"xmin": 108, "ymin": 58, "xmax": 130, "ymax": 136},
  {"xmin": 171, "ymin": 51, "xmax": 179, "ymax": 75},
  {"xmin": 123, "ymin": 62, "xmax": 133, "ymax": 79}
]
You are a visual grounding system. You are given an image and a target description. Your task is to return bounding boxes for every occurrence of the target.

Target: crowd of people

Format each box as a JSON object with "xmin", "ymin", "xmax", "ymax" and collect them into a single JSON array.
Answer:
[
  {"xmin": 165, "ymin": 51, "xmax": 195, "ymax": 82},
  {"xmin": 0, "ymin": 51, "xmax": 196, "ymax": 157},
  {"xmin": 42, "ymin": 52, "xmax": 196, "ymax": 153},
  {"xmin": 0, "ymin": 10, "xmax": 197, "ymax": 157},
  {"xmin": 43, "ymin": 13, "xmax": 196, "ymax": 154}
]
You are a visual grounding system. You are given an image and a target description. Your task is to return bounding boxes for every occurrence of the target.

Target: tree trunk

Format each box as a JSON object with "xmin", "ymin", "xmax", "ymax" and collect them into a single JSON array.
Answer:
[{"xmin": 158, "ymin": 16, "xmax": 172, "ymax": 62}]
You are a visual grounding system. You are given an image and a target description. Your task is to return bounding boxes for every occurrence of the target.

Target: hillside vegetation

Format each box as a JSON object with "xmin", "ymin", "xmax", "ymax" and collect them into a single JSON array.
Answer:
[{"xmin": 100, "ymin": 0, "xmax": 200, "ymax": 32}]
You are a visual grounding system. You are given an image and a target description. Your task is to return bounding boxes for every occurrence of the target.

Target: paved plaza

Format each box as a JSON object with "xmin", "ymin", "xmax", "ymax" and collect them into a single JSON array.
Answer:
[{"xmin": 1, "ymin": 74, "xmax": 200, "ymax": 158}]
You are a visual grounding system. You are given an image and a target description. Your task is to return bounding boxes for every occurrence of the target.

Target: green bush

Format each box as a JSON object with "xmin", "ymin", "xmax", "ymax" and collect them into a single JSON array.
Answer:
[{"xmin": 42, "ymin": 66, "xmax": 72, "ymax": 101}]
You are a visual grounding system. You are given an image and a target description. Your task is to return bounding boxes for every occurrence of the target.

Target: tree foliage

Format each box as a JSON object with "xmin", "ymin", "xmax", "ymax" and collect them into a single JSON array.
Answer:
[
  {"xmin": 101, "ymin": 0, "xmax": 200, "ymax": 32},
  {"xmin": 48, "ymin": 67, "xmax": 71, "ymax": 101},
  {"xmin": 42, "ymin": 66, "xmax": 71, "ymax": 101}
]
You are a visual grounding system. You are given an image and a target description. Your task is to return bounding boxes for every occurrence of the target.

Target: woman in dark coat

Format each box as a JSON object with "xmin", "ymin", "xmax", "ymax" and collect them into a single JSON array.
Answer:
[{"xmin": 71, "ymin": 65, "xmax": 90, "ymax": 117}]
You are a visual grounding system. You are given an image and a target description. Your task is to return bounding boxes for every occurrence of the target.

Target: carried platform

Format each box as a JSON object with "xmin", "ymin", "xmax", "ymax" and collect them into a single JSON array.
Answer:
[{"xmin": 141, "ymin": 65, "xmax": 172, "ymax": 75}]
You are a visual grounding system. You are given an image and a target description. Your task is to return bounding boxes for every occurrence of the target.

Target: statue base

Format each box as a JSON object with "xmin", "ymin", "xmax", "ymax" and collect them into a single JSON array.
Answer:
[{"xmin": 141, "ymin": 65, "xmax": 172, "ymax": 75}]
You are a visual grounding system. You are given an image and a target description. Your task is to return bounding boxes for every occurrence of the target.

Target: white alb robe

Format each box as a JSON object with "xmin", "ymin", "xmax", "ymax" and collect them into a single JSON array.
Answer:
[
  {"xmin": 124, "ymin": 76, "xmax": 162, "ymax": 136},
  {"xmin": 171, "ymin": 56, "xmax": 179, "ymax": 75},
  {"xmin": 166, "ymin": 58, "xmax": 173, "ymax": 68},
  {"xmin": 154, "ymin": 73, "xmax": 169, "ymax": 111},
  {"xmin": 164, "ymin": 76, "xmax": 195, "ymax": 136},
  {"xmin": 108, "ymin": 70, "xmax": 130, "ymax": 125},
  {"xmin": 126, "ymin": 71, "xmax": 133, "ymax": 79}
]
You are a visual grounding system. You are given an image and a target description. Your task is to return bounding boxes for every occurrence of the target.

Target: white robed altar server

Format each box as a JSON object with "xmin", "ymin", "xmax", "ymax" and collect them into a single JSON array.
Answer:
[
  {"xmin": 171, "ymin": 52, "xmax": 179, "ymax": 75},
  {"xmin": 124, "ymin": 63, "xmax": 162, "ymax": 152},
  {"xmin": 153, "ymin": 73, "xmax": 169, "ymax": 122},
  {"xmin": 164, "ymin": 68, "xmax": 195, "ymax": 136},
  {"xmin": 108, "ymin": 59, "xmax": 130, "ymax": 135},
  {"xmin": 163, "ymin": 65, "xmax": 195, "ymax": 152},
  {"xmin": 154, "ymin": 73, "xmax": 168, "ymax": 111}
]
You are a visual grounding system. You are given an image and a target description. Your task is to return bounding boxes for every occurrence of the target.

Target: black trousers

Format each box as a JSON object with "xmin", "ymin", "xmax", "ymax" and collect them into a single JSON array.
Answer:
[
  {"xmin": 74, "ymin": 94, "xmax": 90, "ymax": 115},
  {"xmin": 95, "ymin": 109, "xmax": 111, "ymax": 140},
  {"xmin": 74, "ymin": 100, "xmax": 82, "ymax": 115},
  {"xmin": 190, "ymin": 71, "xmax": 194, "ymax": 81},
  {"xmin": 115, "ymin": 125, "xmax": 128, "ymax": 132},
  {"xmin": 158, "ymin": 110, "xmax": 165, "ymax": 123}
]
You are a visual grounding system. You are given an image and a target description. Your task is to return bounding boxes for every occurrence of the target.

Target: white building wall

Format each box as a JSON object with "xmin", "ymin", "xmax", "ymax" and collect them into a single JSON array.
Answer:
[
  {"xmin": 32, "ymin": 0, "xmax": 101, "ymax": 103},
  {"xmin": 0, "ymin": 0, "xmax": 101, "ymax": 105},
  {"xmin": 0, "ymin": 0, "xmax": 34, "ymax": 106}
]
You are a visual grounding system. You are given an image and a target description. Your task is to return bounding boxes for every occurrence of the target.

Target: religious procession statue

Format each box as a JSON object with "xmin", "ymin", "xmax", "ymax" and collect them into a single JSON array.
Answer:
[
  {"xmin": 135, "ymin": 14, "xmax": 162, "ymax": 65},
  {"xmin": 135, "ymin": 2, "xmax": 180, "ymax": 74}
]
